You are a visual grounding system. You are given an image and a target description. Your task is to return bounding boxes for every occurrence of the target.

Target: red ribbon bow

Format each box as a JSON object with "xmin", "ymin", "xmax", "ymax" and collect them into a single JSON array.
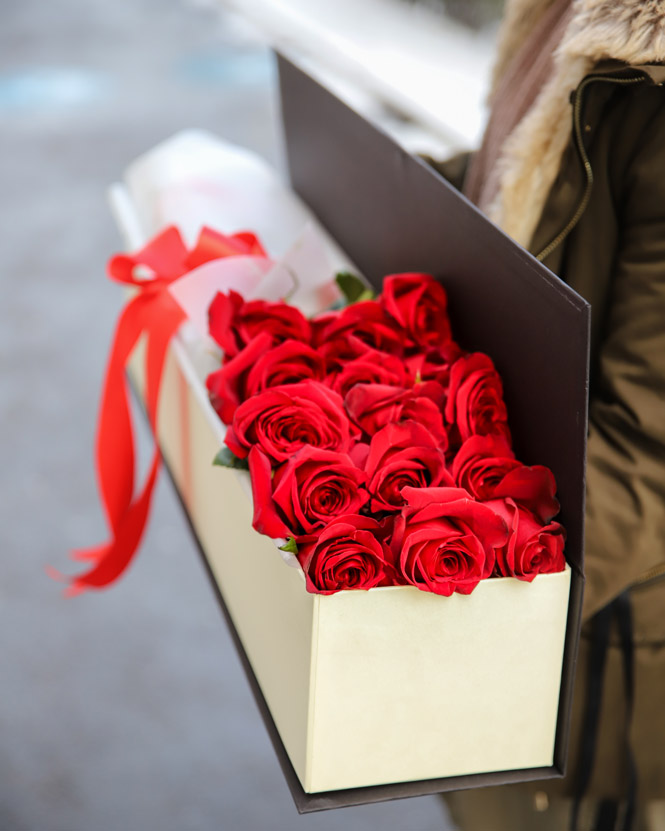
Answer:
[{"xmin": 58, "ymin": 225, "xmax": 266, "ymax": 595}]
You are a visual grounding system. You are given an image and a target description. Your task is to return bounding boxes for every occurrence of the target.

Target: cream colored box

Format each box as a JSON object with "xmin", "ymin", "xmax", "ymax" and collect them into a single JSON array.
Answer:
[{"xmin": 131, "ymin": 333, "xmax": 571, "ymax": 795}]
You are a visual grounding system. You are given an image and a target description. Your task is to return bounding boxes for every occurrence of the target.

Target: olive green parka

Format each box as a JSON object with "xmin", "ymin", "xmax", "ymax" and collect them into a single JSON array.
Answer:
[
  {"xmin": 430, "ymin": 0, "xmax": 665, "ymax": 807},
  {"xmin": 537, "ymin": 61, "xmax": 665, "ymax": 804}
]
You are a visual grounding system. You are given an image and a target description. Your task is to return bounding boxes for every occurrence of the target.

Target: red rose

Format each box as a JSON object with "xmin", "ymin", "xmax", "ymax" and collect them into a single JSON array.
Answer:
[
  {"xmin": 486, "ymin": 499, "xmax": 566, "ymax": 581},
  {"xmin": 318, "ymin": 333, "xmax": 373, "ymax": 370},
  {"xmin": 224, "ymin": 380, "xmax": 357, "ymax": 463},
  {"xmin": 492, "ymin": 465, "xmax": 560, "ymax": 524},
  {"xmin": 451, "ymin": 435, "xmax": 521, "ymax": 498},
  {"xmin": 312, "ymin": 300, "xmax": 405, "ymax": 355},
  {"xmin": 445, "ymin": 352, "xmax": 511, "ymax": 446},
  {"xmin": 405, "ymin": 341, "xmax": 463, "ymax": 388},
  {"xmin": 452, "ymin": 436, "xmax": 560, "ymax": 523},
  {"xmin": 325, "ymin": 345, "xmax": 410, "ymax": 398},
  {"xmin": 249, "ymin": 446, "xmax": 369, "ymax": 539},
  {"xmin": 382, "ymin": 273, "xmax": 452, "ymax": 349},
  {"xmin": 206, "ymin": 335, "xmax": 326, "ymax": 424},
  {"xmin": 298, "ymin": 515, "xmax": 396, "ymax": 594},
  {"xmin": 392, "ymin": 486, "xmax": 509, "ymax": 596},
  {"xmin": 344, "ymin": 382, "xmax": 448, "ymax": 446},
  {"xmin": 309, "ymin": 310, "xmax": 339, "ymax": 348},
  {"xmin": 208, "ymin": 290, "xmax": 311, "ymax": 359},
  {"xmin": 365, "ymin": 421, "xmax": 453, "ymax": 512}
]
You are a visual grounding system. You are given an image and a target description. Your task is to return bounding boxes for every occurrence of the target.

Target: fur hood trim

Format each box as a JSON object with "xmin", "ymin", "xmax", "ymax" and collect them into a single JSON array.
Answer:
[{"xmin": 487, "ymin": 0, "xmax": 665, "ymax": 249}]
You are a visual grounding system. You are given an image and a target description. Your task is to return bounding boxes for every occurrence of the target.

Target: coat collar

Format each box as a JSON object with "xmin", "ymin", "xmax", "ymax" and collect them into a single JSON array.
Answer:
[{"xmin": 487, "ymin": 0, "xmax": 665, "ymax": 249}]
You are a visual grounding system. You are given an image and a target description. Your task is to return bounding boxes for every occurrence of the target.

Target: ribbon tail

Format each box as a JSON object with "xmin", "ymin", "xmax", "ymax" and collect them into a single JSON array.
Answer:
[
  {"xmin": 69, "ymin": 544, "xmax": 108, "ymax": 562},
  {"xmin": 59, "ymin": 225, "xmax": 264, "ymax": 596},
  {"xmin": 96, "ymin": 294, "xmax": 155, "ymax": 532},
  {"xmin": 63, "ymin": 292, "xmax": 186, "ymax": 594},
  {"xmin": 65, "ymin": 450, "xmax": 162, "ymax": 594}
]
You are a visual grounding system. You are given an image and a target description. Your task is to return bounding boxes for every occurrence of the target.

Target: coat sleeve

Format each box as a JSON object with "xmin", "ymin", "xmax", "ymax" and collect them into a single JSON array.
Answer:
[{"xmin": 582, "ymin": 103, "xmax": 665, "ymax": 619}]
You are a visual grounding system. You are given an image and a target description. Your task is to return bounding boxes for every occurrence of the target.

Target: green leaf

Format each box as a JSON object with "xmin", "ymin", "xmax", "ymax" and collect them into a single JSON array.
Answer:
[
  {"xmin": 335, "ymin": 271, "xmax": 375, "ymax": 305},
  {"xmin": 279, "ymin": 537, "xmax": 299, "ymax": 555},
  {"xmin": 213, "ymin": 447, "xmax": 249, "ymax": 470}
]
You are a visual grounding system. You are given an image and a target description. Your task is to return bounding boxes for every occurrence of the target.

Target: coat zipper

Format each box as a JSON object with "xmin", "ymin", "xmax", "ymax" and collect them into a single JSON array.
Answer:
[
  {"xmin": 536, "ymin": 71, "xmax": 660, "ymax": 589},
  {"xmin": 535, "ymin": 74, "xmax": 647, "ymax": 262},
  {"xmin": 631, "ymin": 561, "xmax": 665, "ymax": 590}
]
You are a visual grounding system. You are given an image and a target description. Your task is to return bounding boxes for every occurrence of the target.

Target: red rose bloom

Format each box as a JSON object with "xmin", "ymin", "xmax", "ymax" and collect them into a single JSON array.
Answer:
[
  {"xmin": 309, "ymin": 310, "xmax": 340, "ymax": 348},
  {"xmin": 405, "ymin": 341, "xmax": 463, "ymax": 388},
  {"xmin": 208, "ymin": 290, "xmax": 311, "ymax": 359},
  {"xmin": 492, "ymin": 466, "xmax": 560, "ymax": 524},
  {"xmin": 298, "ymin": 515, "xmax": 396, "ymax": 594},
  {"xmin": 318, "ymin": 333, "xmax": 373, "ymax": 370},
  {"xmin": 382, "ymin": 273, "xmax": 452, "ymax": 349},
  {"xmin": 325, "ymin": 346, "xmax": 410, "ymax": 398},
  {"xmin": 206, "ymin": 334, "xmax": 325, "ymax": 424},
  {"xmin": 312, "ymin": 300, "xmax": 405, "ymax": 355},
  {"xmin": 392, "ymin": 486, "xmax": 509, "ymax": 596},
  {"xmin": 445, "ymin": 352, "xmax": 511, "ymax": 445},
  {"xmin": 452, "ymin": 435, "xmax": 560, "ymax": 523},
  {"xmin": 225, "ymin": 380, "xmax": 357, "ymax": 463},
  {"xmin": 486, "ymin": 498, "xmax": 566, "ymax": 581},
  {"xmin": 249, "ymin": 446, "xmax": 369, "ymax": 539},
  {"xmin": 451, "ymin": 435, "xmax": 521, "ymax": 498},
  {"xmin": 344, "ymin": 382, "xmax": 448, "ymax": 446},
  {"xmin": 365, "ymin": 421, "xmax": 453, "ymax": 512}
]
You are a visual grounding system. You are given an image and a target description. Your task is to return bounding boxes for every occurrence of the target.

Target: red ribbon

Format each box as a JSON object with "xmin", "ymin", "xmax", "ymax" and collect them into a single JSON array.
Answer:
[{"xmin": 58, "ymin": 225, "xmax": 266, "ymax": 595}]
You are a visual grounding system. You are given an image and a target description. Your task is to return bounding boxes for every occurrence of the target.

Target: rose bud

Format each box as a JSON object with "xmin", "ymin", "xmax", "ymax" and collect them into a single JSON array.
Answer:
[
  {"xmin": 298, "ymin": 515, "xmax": 397, "ymax": 594},
  {"xmin": 312, "ymin": 300, "xmax": 405, "ymax": 355},
  {"xmin": 249, "ymin": 446, "xmax": 369, "ymax": 539},
  {"xmin": 486, "ymin": 498, "xmax": 566, "ymax": 580},
  {"xmin": 382, "ymin": 273, "xmax": 453, "ymax": 349},
  {"xmin": 344, "ymin": 382, "xmax": 448, "ymax": 446},
  {"xmin": 207, "ymin": 335, "xmax": 326, "ymax": 424},
  {"xmin": 224, "ymin": 380, "xmax": 358, "ymax": 463},
  {"xmin": 392, "ymin": 486, "xmax": 509, "ymax": 596},
  {"xmin": 208, "ymin": 289, "xmax": 311, "ymax": 359},
  {"xmin": 325, "ymin": 345, "xmax": 410, "ymax": 398},
  {"xmin": 445, "ymin": 352, "xmax": 511, "ymax": 446},
  {"xmin": 365, "ymin": 421, "xmax": 453, "ymax": 512}
]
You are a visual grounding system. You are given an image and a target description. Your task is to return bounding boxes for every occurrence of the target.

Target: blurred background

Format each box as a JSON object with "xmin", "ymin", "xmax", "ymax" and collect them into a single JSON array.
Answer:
[{"xmin": 1, "ymin": 1, "xmax": 501, "ymax": 828}]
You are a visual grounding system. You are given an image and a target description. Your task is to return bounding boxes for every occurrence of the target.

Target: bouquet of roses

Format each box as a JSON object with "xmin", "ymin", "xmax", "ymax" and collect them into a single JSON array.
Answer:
[{"xmin": 206, "ymin": 271, "xmax": 566, "ymax": 597}]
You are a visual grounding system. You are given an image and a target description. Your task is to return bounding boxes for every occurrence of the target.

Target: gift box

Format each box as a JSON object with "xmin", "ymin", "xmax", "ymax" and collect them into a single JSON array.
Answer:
[{"xmin": 116, "ymin": 56, "xmax": 589, "ymax": 812}]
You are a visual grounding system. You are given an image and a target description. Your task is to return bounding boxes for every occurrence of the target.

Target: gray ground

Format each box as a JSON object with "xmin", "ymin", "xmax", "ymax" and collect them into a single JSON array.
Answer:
[{"xmin": 1, "ymin": 1, "xmax": 453, "ymax": 828}]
